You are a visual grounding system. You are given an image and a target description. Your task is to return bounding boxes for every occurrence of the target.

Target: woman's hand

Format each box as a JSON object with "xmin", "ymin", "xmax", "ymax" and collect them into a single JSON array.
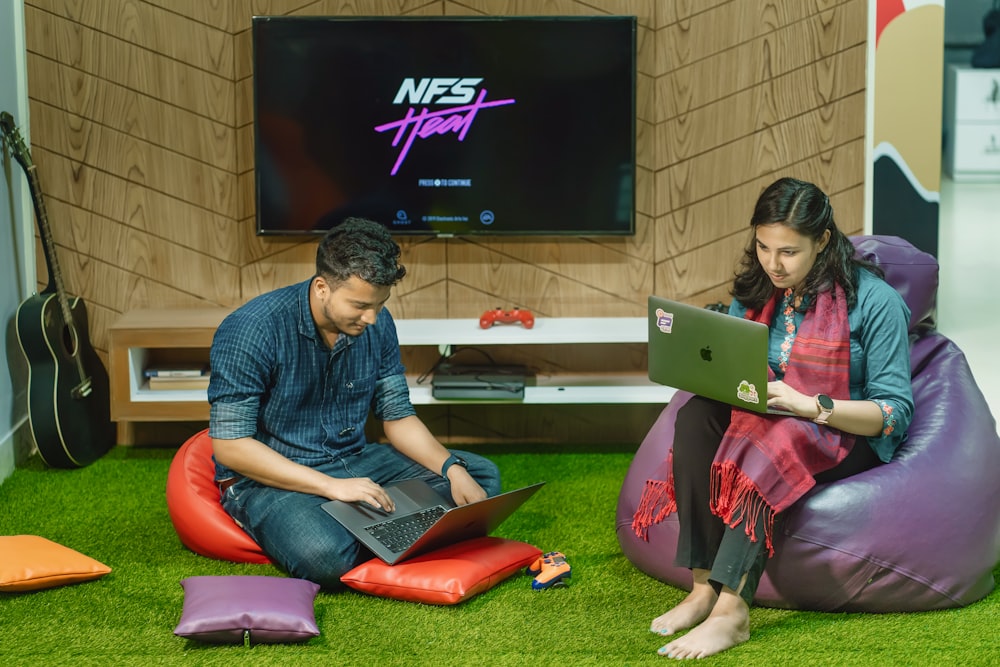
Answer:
[
  {"xmin": 766, "ymin": 380, "xmax": 815, "ymax": 418},
  {"xmin": 767, "ymin": 381, "xmax": 886, "ymax": 436}
]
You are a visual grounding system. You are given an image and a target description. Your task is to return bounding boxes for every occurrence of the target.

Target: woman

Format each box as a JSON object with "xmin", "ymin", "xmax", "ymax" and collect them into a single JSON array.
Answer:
[{"xmin": 636, "ymin": 177, "xmax": 914, "ymax": 659}]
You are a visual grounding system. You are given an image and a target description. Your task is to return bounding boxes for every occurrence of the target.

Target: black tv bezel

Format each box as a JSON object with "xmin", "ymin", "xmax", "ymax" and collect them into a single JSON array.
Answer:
[{"xmin": 251, "ymin": 15, "xmax": 638, "ymax": 238}]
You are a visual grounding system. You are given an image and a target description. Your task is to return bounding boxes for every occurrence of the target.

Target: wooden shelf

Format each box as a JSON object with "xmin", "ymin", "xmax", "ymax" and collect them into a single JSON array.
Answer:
[
  {"xmin": 108, "ymin": 309, "xmax": 673, "ymax": 443},
  {"xmin": 108, "ymin": 307, "xmax": 231, "ymax": 444}
]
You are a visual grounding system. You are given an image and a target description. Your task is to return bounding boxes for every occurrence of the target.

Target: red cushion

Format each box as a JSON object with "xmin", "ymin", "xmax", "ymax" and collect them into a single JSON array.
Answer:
[
  {"xmin": 166, "ymin": 429, "xmax": 271, "ymax": 564},
  {"xmin": 340, "ymin": 536, "xmax": 541, "ymax": 605}
]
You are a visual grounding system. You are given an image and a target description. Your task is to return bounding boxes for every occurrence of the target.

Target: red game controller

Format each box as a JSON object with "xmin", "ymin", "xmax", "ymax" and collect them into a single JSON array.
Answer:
[{"xmin": 479, "ymin": 307, "xmax": 534, "ymax": 329}]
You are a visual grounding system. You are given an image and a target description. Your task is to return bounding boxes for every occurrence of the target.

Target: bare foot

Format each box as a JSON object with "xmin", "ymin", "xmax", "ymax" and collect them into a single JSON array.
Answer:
[
  {"xmin": 657, "ymin": 591, "xmax": 750, "ymax": 659},
  {"xmin": 649, "ymin": 585, "xmax": 717, "ymax": 636}
]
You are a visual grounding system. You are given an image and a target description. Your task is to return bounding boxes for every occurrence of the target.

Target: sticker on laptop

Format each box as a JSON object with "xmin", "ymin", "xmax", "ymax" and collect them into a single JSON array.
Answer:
[
  {"xmin": 654, "ymin": 309, "xmax": 674, "ymax": 333},
  {"xmin": 737, "ymin": 380, "xmax": 761, "ymax": 405}
]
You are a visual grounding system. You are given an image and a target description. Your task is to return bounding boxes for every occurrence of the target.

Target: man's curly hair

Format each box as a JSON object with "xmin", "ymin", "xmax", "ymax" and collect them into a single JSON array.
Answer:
[{"xmin": 316, "ymin": 217, "xmax": 407, "ymax": 288}]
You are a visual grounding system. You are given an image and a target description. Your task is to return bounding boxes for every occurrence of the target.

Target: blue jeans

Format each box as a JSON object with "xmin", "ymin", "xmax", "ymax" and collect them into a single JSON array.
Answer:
[{"xmin": 220, "ymin": 444, "xmax": 502, "ymax": 589}]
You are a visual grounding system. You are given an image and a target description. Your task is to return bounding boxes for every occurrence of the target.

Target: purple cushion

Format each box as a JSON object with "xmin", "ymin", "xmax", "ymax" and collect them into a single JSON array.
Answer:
[
  {"xmin": 616, "ymin": 236, "xmax": 1000, "ymax": 612},
  {"xmin": 851, "ymin": 235, "xmax": 938, "ymax": 332},
  {"xmin": 174, "ymin": 576, "xmax": 320, "ymax": 644}
]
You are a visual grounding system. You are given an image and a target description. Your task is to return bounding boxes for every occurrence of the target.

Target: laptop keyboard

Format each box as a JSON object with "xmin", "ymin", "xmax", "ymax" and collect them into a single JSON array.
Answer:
[{"xmin": 364, "ymin": 505, "xmax": 448, "ymax": 552}]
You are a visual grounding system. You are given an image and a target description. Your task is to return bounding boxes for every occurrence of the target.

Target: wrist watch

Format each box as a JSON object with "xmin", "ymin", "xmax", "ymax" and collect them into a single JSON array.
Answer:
[
  {"xmin": 814, "ymin": 394, "xmax": 834, "ymax": 425},
  {"xmin": 441, "ymin": 454, "xmax": 468, "ymax": 478}
]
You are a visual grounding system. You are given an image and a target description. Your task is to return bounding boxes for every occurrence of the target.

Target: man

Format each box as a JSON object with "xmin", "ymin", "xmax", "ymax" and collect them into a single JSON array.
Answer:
[{"xmin": 208, "ymin": 217, "xmax": 501, "ymax": 588}]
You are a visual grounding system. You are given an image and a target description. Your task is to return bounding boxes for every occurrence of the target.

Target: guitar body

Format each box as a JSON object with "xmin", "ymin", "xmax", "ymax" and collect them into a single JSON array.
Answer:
[{"xmin": 15, "ymin": 292, "xmax": 114, "ymax": 468}]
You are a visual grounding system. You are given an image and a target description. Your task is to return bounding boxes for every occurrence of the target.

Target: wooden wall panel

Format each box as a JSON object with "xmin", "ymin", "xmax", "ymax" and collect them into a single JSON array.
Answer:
[
  {"xmin": 24, "ymin": 0, "xmax": 242, "ymax": 360},
  {"xmin": 25, "ymin": 5, "xmax": 235, "ymax": 124},
  {"xmin": 657, "ymin": 0, "xmax": 731, "ymax": 27},
  {"xmin": 29, "ymin": 102, "xmax": 236, "ymax": 217},
  {"xmin": 661, "ymin": 93, "xmax": 864, "ymax": 211},
  {"xmin": 657, "ymin": 140, "xmax": 866, "ymax": 259},
  {"xmin": 143, "ymin": 0, "xmax": 241, "ymax": 34},
  {"xmin": 30, "ymin": 0, "xmax": 235, "ymax": 75},
  {"xmin": 659, "ymin": 45, "xmax": 866, "ymax": 166},
  {"xmin": 442, "ymin": 240, "xmax": 651, "ymax": 317},
  {"xmin": 657, "ymin": 0, "xmax": 864, "ymax": 122},
  {"xmin": 22, "ymin": 0, "xmax": 869, "ymax": 444},
  {"xmin": 27, "ymin": 57, "xmax": 236, "ymax": 173},
  {"xmin": 34, "ymin": 149, "xmax": 242, "ymax": 265},
  {"xmin": 42, "ymin": 197, "xmax": 239, "ymax": 303},
  {"xmin": 658, "ymin": 0, "xmax": 845, "ymax": 69}
]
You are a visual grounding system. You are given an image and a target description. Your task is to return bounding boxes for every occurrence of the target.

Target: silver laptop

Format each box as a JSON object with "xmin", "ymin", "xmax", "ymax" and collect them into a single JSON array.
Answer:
[
  {"xmin": 647, "ymin": 295, "xmax": 795, "ymax": 416},
  {"xmin": 321, "ymin": 478, "xmax": 544, "ymax": 564}
]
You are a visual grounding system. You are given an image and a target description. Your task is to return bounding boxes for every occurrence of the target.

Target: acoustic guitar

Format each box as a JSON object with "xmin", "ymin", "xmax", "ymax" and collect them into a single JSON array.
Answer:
[{"xmin": 1, "ymin": 111, "xmax": 114, "ymax": 468}]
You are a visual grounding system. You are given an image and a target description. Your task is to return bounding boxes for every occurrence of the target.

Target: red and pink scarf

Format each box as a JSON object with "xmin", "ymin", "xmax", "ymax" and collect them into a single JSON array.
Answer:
[{"xmin": 632, "ymin": 285, "xmax": 856, "ymax": 555}]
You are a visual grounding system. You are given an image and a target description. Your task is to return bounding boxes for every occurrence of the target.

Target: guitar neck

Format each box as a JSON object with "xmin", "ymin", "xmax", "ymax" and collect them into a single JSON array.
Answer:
[{"xmin": 25, "ymin": 163, "xmax": 76, "ymax": 326}]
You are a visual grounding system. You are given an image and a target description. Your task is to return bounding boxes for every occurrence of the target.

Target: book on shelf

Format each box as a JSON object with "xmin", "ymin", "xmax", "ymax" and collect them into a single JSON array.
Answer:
[
  {"xmin": 143, "ymin": 363, "xmax": 210, "ymax": 378},
  {"xmin": 146, "ymin": 374, "xmax": 211, "ymax": 391}
]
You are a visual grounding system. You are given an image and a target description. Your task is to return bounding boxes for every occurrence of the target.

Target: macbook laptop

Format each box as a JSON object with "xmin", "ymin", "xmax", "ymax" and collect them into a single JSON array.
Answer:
[
  {"xmin": 321, "ymin": 478, "xmax": 545, "ymax": 564},
  {"xmin": 647, "ymin": 295, "xmax": 795, "ymax": 416}
]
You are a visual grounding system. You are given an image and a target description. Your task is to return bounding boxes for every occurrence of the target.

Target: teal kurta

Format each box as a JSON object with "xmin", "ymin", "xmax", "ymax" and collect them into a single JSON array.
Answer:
[{"xmin": 729, "ymin": 268, "xmax": 914, "ymax": 463}]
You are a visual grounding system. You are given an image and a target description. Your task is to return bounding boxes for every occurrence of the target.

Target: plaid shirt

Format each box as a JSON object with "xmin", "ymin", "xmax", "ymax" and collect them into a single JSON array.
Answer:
[{"xmin": 208, "ymin": 279, "xmax": 414, "ymax": 480}]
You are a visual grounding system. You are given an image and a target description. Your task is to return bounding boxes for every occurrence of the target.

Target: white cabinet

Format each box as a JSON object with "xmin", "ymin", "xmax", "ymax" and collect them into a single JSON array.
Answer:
[{"xmin": 943, "ymin": 65, "xmax": 1000, "ymax": 181}]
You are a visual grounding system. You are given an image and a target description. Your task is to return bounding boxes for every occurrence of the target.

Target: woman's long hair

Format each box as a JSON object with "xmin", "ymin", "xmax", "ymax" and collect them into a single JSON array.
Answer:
[{"xmin": 730, "ymin": 177, "xmax": 882, "ymax": 311}]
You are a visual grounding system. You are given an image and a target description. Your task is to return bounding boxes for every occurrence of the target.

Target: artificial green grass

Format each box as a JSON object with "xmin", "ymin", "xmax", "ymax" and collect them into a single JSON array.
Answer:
[{"xmin": 1, "ymin": 443, "xmax": 999, "ymax": 666}]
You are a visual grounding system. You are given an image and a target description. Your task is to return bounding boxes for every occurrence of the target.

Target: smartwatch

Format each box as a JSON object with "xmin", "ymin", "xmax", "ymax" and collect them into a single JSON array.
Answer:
[
  {"xmin": 441, "ymin": 454, "xmax": 468, "ymax": 478},
  {"xmin": 814, "ymin": 394, "xmax": 834, "ymax": 425}
]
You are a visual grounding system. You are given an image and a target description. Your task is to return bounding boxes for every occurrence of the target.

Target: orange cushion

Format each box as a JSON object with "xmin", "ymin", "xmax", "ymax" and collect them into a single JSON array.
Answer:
[
  {"xmin": 0, "ymin": 535, "xmax": 111, "ymax": 592},
  {"xmin": 340, "ymin": 536, "xmax": 541, "ymax": 605},
  {"xmin": 165, "ymin": 429, "xmax": 271, "ymax": 564}
]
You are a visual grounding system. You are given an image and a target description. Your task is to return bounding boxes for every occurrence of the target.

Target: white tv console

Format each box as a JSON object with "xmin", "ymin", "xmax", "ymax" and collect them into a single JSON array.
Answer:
[
  {"xmin": 397, "ymin": 317, "xmax": 675, "ymax": 405},
  {"xmin": 109, "ymin": 309, "xmax": 674, "ymax": 443}
]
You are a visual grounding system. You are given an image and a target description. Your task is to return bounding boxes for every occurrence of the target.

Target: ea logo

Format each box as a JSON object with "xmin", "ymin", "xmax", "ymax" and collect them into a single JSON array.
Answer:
[{"xmin": 700, "ymin": 346, "xmax": 713, "ymax": 362}]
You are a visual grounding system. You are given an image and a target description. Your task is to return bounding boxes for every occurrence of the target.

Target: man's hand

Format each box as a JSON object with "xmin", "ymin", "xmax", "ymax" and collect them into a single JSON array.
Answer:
[
  {"xmin": 328, "ymin": 477, "xmax": 395, "ymax": 513},
  {"xmin": 447, "ymin": 466, "xmax": 488, "ymax": 506}
]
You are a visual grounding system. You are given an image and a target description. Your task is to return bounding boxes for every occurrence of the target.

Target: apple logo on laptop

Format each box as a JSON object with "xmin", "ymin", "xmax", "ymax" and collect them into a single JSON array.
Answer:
[{"xmin": 700, "ymin": 346, "xmax": 713, "ymax": 362}]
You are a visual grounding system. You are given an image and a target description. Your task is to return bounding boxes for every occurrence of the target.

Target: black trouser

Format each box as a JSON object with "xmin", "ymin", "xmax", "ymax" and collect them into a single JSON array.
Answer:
[{"xmin": 671, "ymin": 396, "xmax": 880, "ymax": 606}]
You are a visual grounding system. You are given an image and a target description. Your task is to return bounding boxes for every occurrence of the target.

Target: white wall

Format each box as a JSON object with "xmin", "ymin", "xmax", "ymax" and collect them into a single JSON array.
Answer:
[{"xmin": 1, "ymin": 0, "xmax": 35, "ymax": 484}]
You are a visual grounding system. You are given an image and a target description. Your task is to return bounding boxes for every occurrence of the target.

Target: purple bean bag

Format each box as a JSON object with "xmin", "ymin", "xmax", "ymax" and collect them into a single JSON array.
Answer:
[{"xmin": 616, "ymin": 236, "xmax": 1000, "ymax": 611}]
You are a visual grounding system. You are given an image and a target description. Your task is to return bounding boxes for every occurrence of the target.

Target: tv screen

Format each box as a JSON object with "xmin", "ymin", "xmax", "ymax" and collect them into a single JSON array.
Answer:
[{"xmin": 252, "ymin": 15, "xmax": 636, "ymax": 237}]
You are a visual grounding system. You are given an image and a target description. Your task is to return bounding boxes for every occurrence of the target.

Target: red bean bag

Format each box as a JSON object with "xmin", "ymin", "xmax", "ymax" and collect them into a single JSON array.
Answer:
[{"xmin": 166, "ymin": 429, "xmax": 271, "ymax": 564}]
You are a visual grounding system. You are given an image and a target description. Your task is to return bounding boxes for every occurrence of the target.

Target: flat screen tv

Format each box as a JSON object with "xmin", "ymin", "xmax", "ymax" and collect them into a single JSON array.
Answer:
[{"xmin": 252, "ymin": 15, "xmax": 636, "ymax": 237}]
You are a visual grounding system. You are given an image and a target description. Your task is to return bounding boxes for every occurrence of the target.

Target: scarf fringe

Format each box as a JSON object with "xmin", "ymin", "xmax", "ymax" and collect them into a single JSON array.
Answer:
[
  {"xmin": 631, "ymin": 478, "xmax": 676, "ymax": 541},
  {"xmin": 710, "ymin": 460, "xmax": 776, "ymax": 556}
]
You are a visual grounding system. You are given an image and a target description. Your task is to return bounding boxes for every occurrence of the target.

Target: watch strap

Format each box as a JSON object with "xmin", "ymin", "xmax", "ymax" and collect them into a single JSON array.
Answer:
[
  {"xmin": 814, "ymin": 394, "xmax": 834, "ymax": 424},
  {"xmin": 440, "ymin": 454, "xmax": 467, "ymax": 477}
]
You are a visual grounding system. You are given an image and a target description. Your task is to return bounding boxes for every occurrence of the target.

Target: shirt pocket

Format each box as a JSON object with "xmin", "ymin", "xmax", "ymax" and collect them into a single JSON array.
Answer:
[{"xmin": 337, "ymin": 371, "xmax": 377, "ymax": 432}]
